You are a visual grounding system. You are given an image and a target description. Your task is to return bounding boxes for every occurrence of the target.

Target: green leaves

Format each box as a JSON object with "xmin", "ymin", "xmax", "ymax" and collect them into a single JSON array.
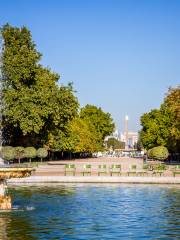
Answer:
[
  {"xmin": 1, "ymin": 24, "xmax": 115, "ymax": 154},
  {"xmin": 80, "ymin": 104, "xmax": 115, "ymax": 146},
  {"xmin": 140, "ymin": 86, "xmax": 180, "ymax": 152}
]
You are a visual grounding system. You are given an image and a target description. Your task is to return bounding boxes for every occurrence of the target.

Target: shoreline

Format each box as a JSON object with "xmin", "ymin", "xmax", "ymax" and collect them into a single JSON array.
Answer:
[{"xmin": 8, "ymin": 176, "xmax": 180, "ymax": 184}]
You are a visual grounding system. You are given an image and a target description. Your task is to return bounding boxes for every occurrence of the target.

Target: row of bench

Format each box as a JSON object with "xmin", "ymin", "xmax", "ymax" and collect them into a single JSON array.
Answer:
[{"xmin": 64, "ymin": 164, "xmax": 180, "ymax": 177}]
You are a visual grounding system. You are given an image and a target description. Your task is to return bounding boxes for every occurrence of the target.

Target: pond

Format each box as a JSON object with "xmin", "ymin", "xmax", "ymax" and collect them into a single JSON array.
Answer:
[{"xmin": 0, "ymin": 184, "xmax": 180, "ymax": 239}]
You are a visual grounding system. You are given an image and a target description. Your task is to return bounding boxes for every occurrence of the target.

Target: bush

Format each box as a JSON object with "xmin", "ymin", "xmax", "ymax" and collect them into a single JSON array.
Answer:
[
  {"xmin": 14, "ymin": 147, "xmax": 25, "ymax": 164},
  {"xmin": 1, "ymin": 146, "xmax": 15, "ymax": 161},
  {"xmin": 37, "ymin": 148, "xmax": 48, "ymax": 162},
  {"xmin": 153, "ymin": 163, "xmax": 166, "ymax": 170},
  {"xmin": 150, "ymin": 146, "xmax": 169, "ymax": 161},
  {"xmin": 24, "ymin": 147, "xmax": 37, "ymax": 163}
]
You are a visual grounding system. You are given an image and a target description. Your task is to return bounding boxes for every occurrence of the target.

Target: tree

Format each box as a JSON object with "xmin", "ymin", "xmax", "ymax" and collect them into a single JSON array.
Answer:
[
  {"xmin": 164, "ymin": 86, "xmax": 180, "ymax": 151},
  {"xmin": 14, "ymin": 147, "xmax": 25, "ymax": 164},
  {"xmin": 106, "ymin": 137, "xmax": 125, "ymax": 150},
  {"xmin": 24, "ymin": 147, "xmax": 36, "ymax": 162},
  {"xmin": 67, "ymin": 117, "xmax": 102, "ymax": 153},
  {"xmin": 44, "ymin": 83, "xmax": 79, "ymax": 151},
  {"xmin": 139, "ymin": 86, "xmax": 180, "ymax": 152},
  {"xmin": 80, "ymin": 105, "xmax": 115, "ymax": 146},
  {"xmin": 36, "ymin": 148, "xmax": 48, "ymax": 162},
  {"xmin": 1, "ymin": 24, "xmax": 79, "ymax": 148},
  {"xmin": 1, "ymin": 146, "xmax": 15, "ymax": 162}
]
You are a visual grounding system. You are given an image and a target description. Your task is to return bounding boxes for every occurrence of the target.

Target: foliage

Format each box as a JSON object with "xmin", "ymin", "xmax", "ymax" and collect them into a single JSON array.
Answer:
[
  {"xmin": 148, "ymin": 146, "xmax": 169, "ymax": 161},
  {"xmin": 14, "ymin": 146, "xmax": 25, "ymax": 163},
  {"xmin": 140, "ymin": 86, "xmax": 180, "ymax": 152},
  {"xmin": 24, "ymin": 147, "xmax": 36, "ymax": 162},
  {"xmin": 1, "ymin": 146, "xmax": 15, "ymax": 161},
  {"xmin": 37, "ymin": 148, "xmax": 48, "ymax": 161},
  {"xmin": 153, "ymin": 163, "xmax": 166, "ymax": 170},
  {"xmin": 1, "ymin": 24, "xmax": 116, "ymax": 155},
  {"xmin": 67, "ymin": 118, "xmax": 102, "ymax": 153},
  {"xmin": 80, "ymin": 104, "xmax": 115, "ymax": 146},
  {"xmin": 1, "ymin": 24, "xmax": 79, "ymax": 148},
  {"xmin": 164, "ymin": 86, "xmax": 180, "ymax": 150},
  {"xmin": 106, "ymin": 137, "xmax": 125, "ymax": 150}
]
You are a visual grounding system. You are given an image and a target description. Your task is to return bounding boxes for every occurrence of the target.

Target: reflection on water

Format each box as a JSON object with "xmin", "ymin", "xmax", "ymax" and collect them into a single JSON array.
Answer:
[{"xmin": 0, "ymin": 184, "xmax": 180, "ymax": 239}]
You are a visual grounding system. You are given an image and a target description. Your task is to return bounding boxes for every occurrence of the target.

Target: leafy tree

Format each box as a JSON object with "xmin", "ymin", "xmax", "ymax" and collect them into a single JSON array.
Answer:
[
  {"xmin": 164, "ymin": 86, "xmax": 180, "ymax": 151},
  {"xmin": 106, "ymin": 137, "xmax": 125, "ymax": 150},
  {"xmin": 1, "ymin": 146, "xmax": 15, "ymax": 161},
  {"xmin": 44, "ymin": 84, "xmax": 79, "ymax": 151},
  {"xmin": 1, "ymin": 24, "xmax": 79, "ymax": 148},
  {"xmin": 140, "ymin": 86, "xmax": 180, "ymax": 152},
  {"xmin": 67, "ymin": 117, "xmax": 102, "ymax": 153},
  {"xmin": 14, "ymin": 146, "xmax": 25, "ymax": 164},
  {"xmin": 37, "ymin": 148, "xmax": 48, "ymax": 162},
  {"xmin": 24, "ymin": 147, "xmax": 36, "ymax": 162},
  {"xmin": 80, "ymin": 105, "xmax": 115, "ymax": 146}
]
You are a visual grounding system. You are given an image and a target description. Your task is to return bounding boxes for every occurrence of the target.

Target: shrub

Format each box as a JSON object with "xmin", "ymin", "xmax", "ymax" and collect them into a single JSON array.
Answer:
[
  {"xmin": 1, "ymin": 146, "xmax": 15, "ymax": 161},
  {"xmin": 151, "ymin": 146, "xmax": 169, "ymax": 161},
  {"xmin": 154, "ymin": 163, "xmax": 166, "ymax": 170},
  {"xmin": 24, "ymin": 147, "xmax": 37, "ymax": 163},
  {"xmin": 37, "ymin": 148, "xmax": 48, "ymax": 162},
  {"xmin": 14, "ymin": 147, "xmax": 25, "ymax": 164}
]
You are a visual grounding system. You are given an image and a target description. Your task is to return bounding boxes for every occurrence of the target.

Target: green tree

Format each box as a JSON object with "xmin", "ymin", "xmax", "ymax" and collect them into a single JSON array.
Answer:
[
  {"xmin": 24, "ymin": 147, "xmax": 36, "ymax": 162},
  {"xmin": 14, "ymin": 146, "xmax": 25, "ymax": 164},
  {"xmin": 80, "ymin": 104, "xmax": 115, "ymax": 146},
  {"xmin": 140, "ymin": 86, "xmax": 180, "ymax": 152},
  {"xmin": 106, "ymin": 137, "xmax": 125, "ymax": 150},
  {"xmin": 1, "ymin": 24, "xmax": 79, "ymax": 148},
  {"xmin": 1, "ymin": 146, "xmax": 15, "ymax": 161},
  {"xmin": 68, "ymin": 117, "xmax": 102, "ymax": 153},
  {"xmin": 37, "ymin": 148, "xmax": 48, "ymax": 162}
]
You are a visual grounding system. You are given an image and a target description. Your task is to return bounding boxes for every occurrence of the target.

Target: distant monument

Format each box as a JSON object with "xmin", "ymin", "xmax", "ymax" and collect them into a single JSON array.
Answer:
[{"xmin": 125, "ymin": 115, "xmax": 129, "ymax": 150}]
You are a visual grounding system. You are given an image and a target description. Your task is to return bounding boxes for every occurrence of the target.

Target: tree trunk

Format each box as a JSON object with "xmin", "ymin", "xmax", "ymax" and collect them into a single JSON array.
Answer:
[
  {"xmin": 41, "ymin": 158, "xmax": 42, "ymax": 162},
  {"xmin": 18, "ymin": 158, "xmax": 20, "ymax": 164}
]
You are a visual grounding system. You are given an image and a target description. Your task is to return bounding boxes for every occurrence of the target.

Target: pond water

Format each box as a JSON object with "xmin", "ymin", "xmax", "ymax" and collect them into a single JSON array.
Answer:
[{"xmin": 0, "ymin": 184, "xmax": 180, "ymax": 240}]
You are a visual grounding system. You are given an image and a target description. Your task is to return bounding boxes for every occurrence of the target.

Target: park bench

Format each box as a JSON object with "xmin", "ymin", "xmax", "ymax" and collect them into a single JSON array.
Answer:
[
  {"xmin": 127, "ymin": 165, "xmax": 137, "ymax": 176},
  {"xmin": 98, "ymin": 165, "xmax": 108, "ymax": 176},
  {"xmin": 173, "ymin": 165, "xmax": 180, "ymax": 177},
  {"xmin": 110, "ymin": 164, "xmax": 121, "ymax": 176},
  {"xmin": 64, "ymin": 164, "xmax": 76, "ymax": 176},
  {"xmin": 81, "ymin": 164, "xmax": 91, "ymax": 176}
]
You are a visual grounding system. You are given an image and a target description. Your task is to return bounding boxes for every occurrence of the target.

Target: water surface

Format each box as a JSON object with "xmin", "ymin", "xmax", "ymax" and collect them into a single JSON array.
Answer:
[{"xmin": 0, "ymin": 184, "xmax": 180, "ymax": 239}]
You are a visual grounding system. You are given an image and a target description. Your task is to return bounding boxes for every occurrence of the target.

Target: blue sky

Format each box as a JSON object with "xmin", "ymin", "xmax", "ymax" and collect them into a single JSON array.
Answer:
[{"xmin": 1, "ymin": 0, "xmax": 180, "ymax": 132}]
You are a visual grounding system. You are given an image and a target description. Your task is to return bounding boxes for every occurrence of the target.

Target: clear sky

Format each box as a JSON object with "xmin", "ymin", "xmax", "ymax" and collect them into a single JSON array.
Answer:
[{"xmin": 1, "ymin": 0, "xmax": 180, "ymax": 132}]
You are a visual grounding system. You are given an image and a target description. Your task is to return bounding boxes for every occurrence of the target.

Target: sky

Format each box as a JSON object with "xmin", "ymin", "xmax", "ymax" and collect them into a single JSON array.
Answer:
[{"xmin": 1, "ymin": 0, "xmax": 180, "ymax": 132}]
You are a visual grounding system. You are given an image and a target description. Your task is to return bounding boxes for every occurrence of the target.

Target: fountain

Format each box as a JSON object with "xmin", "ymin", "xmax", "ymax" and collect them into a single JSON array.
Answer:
[{"xmin": 0, "ymin": 167, "xmax": 33, "ymax": 209}]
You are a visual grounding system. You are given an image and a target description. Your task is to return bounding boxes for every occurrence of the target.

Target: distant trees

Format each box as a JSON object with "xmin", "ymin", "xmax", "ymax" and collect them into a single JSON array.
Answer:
[
  {"xmin": 80, "ymin": 104, "xmax": 115, "ymax": 146},
  {"xmin": 140, "ymin": 86, "xmax": 180, "ymax": 152},
  {"xmin": 105, "ymin": 137, "xmax": 125, "ymax": 150},
  {"xmin": 0, "ymin": 24, "xmax": 115, "ymax": 156}
]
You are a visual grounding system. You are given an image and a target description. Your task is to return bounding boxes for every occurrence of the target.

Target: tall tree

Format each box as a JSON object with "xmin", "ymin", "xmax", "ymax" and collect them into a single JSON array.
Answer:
[
  {"xmin": 80, "ymin": 104, "xmax": 115, "ymax": 146},
  {"xmin": 140, "ymin": 86, "xmax": 180, "ymax": 152},
  {"xmin": 1, "ymin": 24, "xmax": 78, "ymax": 147}
]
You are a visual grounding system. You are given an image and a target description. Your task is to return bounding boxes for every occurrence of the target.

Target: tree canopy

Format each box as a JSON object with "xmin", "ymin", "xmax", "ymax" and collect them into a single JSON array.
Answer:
[
  {"xmin": 80, "ymin": 104, "xmax": 115, "ymax": 146},
  {"xmin": 1, "ymin": 24, "xmax": 115, "ymax": 155},
  {"xmin": 140, "ymin": 86, "xmax": 180, "ymax": 152}
]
